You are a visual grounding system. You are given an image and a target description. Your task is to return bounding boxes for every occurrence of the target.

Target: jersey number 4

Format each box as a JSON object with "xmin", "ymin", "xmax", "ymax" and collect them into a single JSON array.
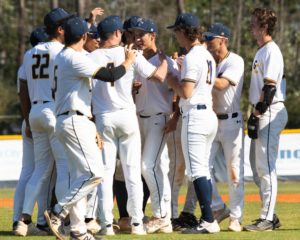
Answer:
[{"xmin": 32, "ymin": 54, "xmax": 50, "ymax": 79}]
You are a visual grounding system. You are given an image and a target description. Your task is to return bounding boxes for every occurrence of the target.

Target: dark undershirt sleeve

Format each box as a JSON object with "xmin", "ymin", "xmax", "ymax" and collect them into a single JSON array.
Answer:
[{"xmin": 93, "ymin": 65, "xmax": 126, "ymax": 82}]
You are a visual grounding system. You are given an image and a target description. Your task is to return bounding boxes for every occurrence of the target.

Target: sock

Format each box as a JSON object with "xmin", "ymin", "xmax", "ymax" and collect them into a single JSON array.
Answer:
[
  {"xmin": 142, "ymin": 177, "xmax": 150, "ymax": 213},
  {"xmin": 113, "ymin": 180, "xmax": 129, "ymax": 218},
  {"xmin": 193, "ymin": 177, "xmax": 214, "ymax": 223},
  {"xmin": 207, "ymin": 178, "xmax": 212, "ymax": 203}
]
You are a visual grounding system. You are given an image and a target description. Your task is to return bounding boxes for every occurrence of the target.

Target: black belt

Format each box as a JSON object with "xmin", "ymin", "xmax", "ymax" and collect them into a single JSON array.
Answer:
[
  {"xmin": 196, "ymin": 105, "xmax": 206, "ymax": 110},
  {"xmin": 57, "ymin": 111, "xmax": 84, "ymax": 117},
  {"xmin": 33, "ymin": 100, "xmax": 50, "ymax": 104},
  {"xmin": 139, "ymin": 112, "xmax": 162, "ymax": 118},
  {"xmin": 217, "ymin": 112, "xmax": 238, "ymax": 120}
]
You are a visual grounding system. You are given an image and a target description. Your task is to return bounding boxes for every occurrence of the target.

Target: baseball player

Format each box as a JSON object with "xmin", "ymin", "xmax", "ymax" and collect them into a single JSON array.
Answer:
[
  {"xmin": 44, "ymin": 16, "xmax": 137, "ymax": 240},
  {"xmin": 166, "ymin": 13, "xmax": 220, "ymax": 234},
  {"xmin": 131, "ymin": 18, "xmax": 179, "ymax": 233},
  {"xmin": 203, "ymin": 22, "xmax": 245, "ymax": 232},
  {"xmin": 165, "ymin": 53, "xmax": 199, "ymax": 231},
  {"xmin": 15, "ymin": 8, "xmax": 73, "ymax": 235},
  {"xmin": 244, "ymin": 7, "xmax": 288, "ymax": 232},
  {"xmin": 89, "ymin": 15, "xmax": 168, "ymax": 236},
  {"xmin": 13, "ymin": 27, "xmax": 51, "ymax": 236}
]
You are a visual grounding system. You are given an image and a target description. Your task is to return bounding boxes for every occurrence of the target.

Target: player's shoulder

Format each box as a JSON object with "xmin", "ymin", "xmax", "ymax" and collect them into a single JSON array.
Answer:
[{"xmin": 227, "ymin": 52, "xmax": 244, "ymax": 64}]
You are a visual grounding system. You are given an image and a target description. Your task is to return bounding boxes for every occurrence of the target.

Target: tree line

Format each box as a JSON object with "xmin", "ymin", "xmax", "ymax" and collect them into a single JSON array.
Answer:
[{"xmin": 0, "ymin": 0, "xmax": 299, "ymax": 134}]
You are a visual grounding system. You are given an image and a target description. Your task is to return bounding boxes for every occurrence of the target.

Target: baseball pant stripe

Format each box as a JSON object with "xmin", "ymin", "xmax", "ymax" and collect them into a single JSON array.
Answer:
[
  {"xmin": 169, "ymin": 132, "xmax": 177, "ymax": 217},
  {"xmin": 58, "ymin": 116, "xmax": 94, "ymax": 215},
  {"xmin": 265, "ymin": 109, "xmax": 273, "ymax": 217},
  {"xmin": 47, "ymin": 164, "xmax": 56, "ymax": 207},
  {"xmin": 152, "ymin": 116, "xmax": 167, "ymax": 217}
]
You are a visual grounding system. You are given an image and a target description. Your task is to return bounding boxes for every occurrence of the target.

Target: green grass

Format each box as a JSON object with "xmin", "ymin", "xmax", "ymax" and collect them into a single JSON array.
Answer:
[{"xmin": 1, "ymin": 182, "xmax": 300, "ymax": 240}]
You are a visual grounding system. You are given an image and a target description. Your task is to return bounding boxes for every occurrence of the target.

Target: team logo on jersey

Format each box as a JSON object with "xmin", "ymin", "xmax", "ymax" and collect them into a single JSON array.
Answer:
[{"xmin": 253, "ymin": 60, "xmax": 259, "ymax": 74}]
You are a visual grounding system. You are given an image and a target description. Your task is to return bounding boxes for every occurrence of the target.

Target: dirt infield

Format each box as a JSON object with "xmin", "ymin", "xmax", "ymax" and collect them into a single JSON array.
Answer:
[{"xmin": 1, "ymin": 193, "xmax": 300, "ymax": 208}]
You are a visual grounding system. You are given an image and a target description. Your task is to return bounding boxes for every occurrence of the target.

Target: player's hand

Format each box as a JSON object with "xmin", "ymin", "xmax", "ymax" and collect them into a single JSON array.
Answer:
[
  {"xmin": 176, "ymin": 55, "xmax": 185, "ymax": 69},
  {"xmin": 247, "ymin": 113, "xmax": 259, "ymax": 139},
  {"xmin": 96, "ymin": 132, "xmax": 104, "ymax": 150},
  {"xmin": 25, "ymin": 125, "xmax": 32, "ymax": 139},
  {"xmin": 87, "ymin": 7, "xmax": 104, "ymax": 24},
  {"xmin": 171, "ymin": 52, "xmax": 178, "ymax": 60},
  {"xmin": 132, "ymin": 80, "xmax": 142, "ymax": 93},
  {"xmin": 166, "ymin": 72, "xmax": 178, "ymax": 89},
  {"xmin": 163, "ymin": 114, "xmax": 179, "ymax": 133},
  {"xmin": 124, "ymin": 44, "xmax": 137, "ymax": 67}
]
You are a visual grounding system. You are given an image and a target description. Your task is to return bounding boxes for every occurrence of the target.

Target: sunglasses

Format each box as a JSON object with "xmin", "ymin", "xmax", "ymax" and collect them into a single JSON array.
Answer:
[{"xmin": 88, "ymin": 32, "xmax": 100, "ymax": 39}]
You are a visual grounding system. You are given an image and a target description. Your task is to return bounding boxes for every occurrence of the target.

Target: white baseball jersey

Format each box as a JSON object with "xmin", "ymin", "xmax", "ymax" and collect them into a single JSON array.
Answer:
[
  {"xmin": 55, "ymin": 47, "xmax": 101, "ymax": 118},
  {"xmin": 22, "ymin": 41, "xmax": 63, "ymax": 102},
  {"xmin": 249, "ymin": 41, "xmax": 285, "ymax": 105},
  {"xmin": 89, "ymin": 46, "xmax": 156, "ymax": 114},
  {"xmin": 17, "ymin": 65, "xmax": 27, "ymax": 93},
  {"xmin": 179, "ymin": 45, "xmax": 216, "ymax": 109},
  {"xmin": 212, "ymin": 52, "xmax": 244, "ymax": 113},
  {"xmin": 135, "ymin": 54, "xmax": 179, "ymax": 115}
]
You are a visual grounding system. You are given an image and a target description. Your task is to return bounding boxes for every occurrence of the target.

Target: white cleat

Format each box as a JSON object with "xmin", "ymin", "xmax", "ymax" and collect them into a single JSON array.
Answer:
[
  {"xmin": 86, "ymin": 219, "xmax": 101, "ymax": 235},
  {"xmin": 44, "ymin": 210, "xmax": 68, "ymax": 240},
  {"xmin": 182, "ymin": 219, "xmax": 220, "ymax": 234},
  {"xmin": 145, "ymin": 216, "xmax": 170, "ymax": 233},
  {"xmin": 14, "ymin": 221, "xmax": 49, "ymax": 236},
  {"xmin": 131, "ymin": 223, "xmax": 147, "ymax": 235},
  {"xmin": 228, "ymin": 218, "xmax": 242, "ymax": 232},
  {"xmin": 97, "ymin": 224, "xmax": 115, "ymax": 235},
  {"xmin": 158, "ymin": 222, "xmax": 173, "ymax": 233}
]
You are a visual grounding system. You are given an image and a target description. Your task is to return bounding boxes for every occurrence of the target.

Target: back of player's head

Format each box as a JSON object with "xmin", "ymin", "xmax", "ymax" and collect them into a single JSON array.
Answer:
[
  {"xmin": 64, "ymin": 16, "xmax": 88, "ymax": 46},
  {"xmin": 203, "ymin": 23, "xmax": 230, "ymax": 42},
  {"xmin": 44, "ymin": 8, "xmax": 73, "ymax": 37},
  {"xmin": 30, "ymin": 27, "xmax": 49, "ymax": 47},
  {"xmin": 97, "ymin": 15, "xmax": 123, "ymax": 41},
  {"xmin": 123, "ymin": 16, "xmax": 142, "ymax": 30},
  {"xmin": 130, "ymin": 19, "xmax": 158, "ymax": 34},
  {"xmin": 167, "ymin": 13, "xmax": 199, "ymax": 29},
  {"xmin": 251, "ymin": 7, "xmax": 277, "ymax": 36},
  {"xmin": 167, "ymin": 13, "xmax": 202, "ymax": 42}
]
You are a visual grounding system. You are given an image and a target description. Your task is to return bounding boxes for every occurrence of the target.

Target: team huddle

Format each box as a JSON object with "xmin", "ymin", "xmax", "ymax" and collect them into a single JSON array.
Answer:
[{"xmin": 13, "ymin": 5, "xmax": 287, "ymax": 240}]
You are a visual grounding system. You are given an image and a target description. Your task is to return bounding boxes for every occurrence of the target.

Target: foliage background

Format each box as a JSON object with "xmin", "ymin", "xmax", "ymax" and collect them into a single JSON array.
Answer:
[{"xmin": 0, "ymin": 0, "xmax": 299, "ymax": 133}]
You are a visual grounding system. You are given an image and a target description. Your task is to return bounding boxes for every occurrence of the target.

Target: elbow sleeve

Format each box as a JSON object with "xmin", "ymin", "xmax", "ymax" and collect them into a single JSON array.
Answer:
[{"xmin": 94, "ymin": 65, "xmax": 126, "ymax": 82}]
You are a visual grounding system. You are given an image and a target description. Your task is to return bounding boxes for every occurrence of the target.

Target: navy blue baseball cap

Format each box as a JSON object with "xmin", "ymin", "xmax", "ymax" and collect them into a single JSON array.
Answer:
[
  {"xmin": 87, "ymin": 24, "xmax": 100, "ymax": 39},
  {"xmin": 30, "ymin": 27, "xmax": 49, "ymax": 47},
  {"xmin": 44, "ymin": 8, "xmax": 73, "ymax": 27},
  {"xmin": 131, "ymin": 19, "xmax": 158, "ymax": 33},
  {"xmin": 64, "ymin": 16, "xmax": 88, "ymax": 40},
  {"xmin": 203, "ymin": 23, "xmax": 230, "ymax": 41},
  {"xmin": 123, "ymin": 16, "xmax": 143, "ymax": 30},
  {"xmin": 97, "ymin": 15, "xmax": 123, "ymax": 34},
  {"xmin": 167, "ymin": 13, "xmax": 199, "ymax": 29}
]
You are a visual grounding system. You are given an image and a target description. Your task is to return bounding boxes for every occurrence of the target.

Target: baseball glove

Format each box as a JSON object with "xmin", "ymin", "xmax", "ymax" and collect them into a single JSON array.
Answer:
[
  {"xmin": 95, "ymin": 132, "xmax": 104, "ymax": 150},
  {"xmin": 247, "ymin": 113, "xmax": 259, "ymax": 139}
]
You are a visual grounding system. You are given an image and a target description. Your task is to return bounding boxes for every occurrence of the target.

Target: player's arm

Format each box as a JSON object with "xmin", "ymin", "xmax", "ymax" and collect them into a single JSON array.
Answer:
[
  {"xmin": 166, "ymin": 73, "xmax": 195, "ymax": 99},
  {"xmin": 213, "ymin": 76, "xmax": 231, "ymax": 90},
  {"xmin": 253, "ymin": 78, "xmax": 276, "ymax": 117},
  {"xmin": 19, "ymin": 79, "xmax": 32, "ymax": 138},
  {"xmin": 92, "ymin": 44, "xmax": 137, "ymax": 82},
  {"xmin": 85, "ymin": 7, "xmax": 104, "ymax": 28},
  {"xmin": 147, "ymin": 52, "xmax": 168, "ymax": 83},
  {"xmin": 163, "ymin": 96, "xmax": 180, "ymax": 133}
]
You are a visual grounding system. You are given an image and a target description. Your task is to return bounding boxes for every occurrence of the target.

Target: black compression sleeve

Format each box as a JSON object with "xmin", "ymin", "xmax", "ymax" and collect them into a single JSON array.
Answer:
[{"xmin": 93, "ymin": 65, "xmax": 126, "ymax": 82}]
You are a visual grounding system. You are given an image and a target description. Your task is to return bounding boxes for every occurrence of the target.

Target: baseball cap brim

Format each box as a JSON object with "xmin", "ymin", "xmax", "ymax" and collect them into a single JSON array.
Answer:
[{"xmin": 202, "ymin": 32, "xmax": 218, "ymax": 37}]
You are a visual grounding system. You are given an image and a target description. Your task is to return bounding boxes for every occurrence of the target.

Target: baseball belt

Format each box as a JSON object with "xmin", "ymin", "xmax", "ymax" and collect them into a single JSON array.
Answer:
[{"xmin": 217, "ymin": 112, "xmax": 238, "ymax": 120}]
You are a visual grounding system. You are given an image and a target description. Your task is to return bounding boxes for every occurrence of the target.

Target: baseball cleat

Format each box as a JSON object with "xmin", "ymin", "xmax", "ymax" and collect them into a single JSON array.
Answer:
[
  {"xmin": 243, "ymin": 219, "xmax": 273, "ymax": 232},
  {"xmin": 158, "ymin": 222, "xmax": 173, "ymax": 233},
  {"xmin": 44, "ymin": 210, "xmax": 68, "ymax": 240},
  {"xmin": 14, "ymin": 221, "xmax": 49, "ymax": 236},
  {"xmin": 145, "ymin": 216, "xmax": 170, "ymax": 233},
  {"xmin": 213, "ymin": 204, "xmax": 230, "ymax": 223},
  {"xmin": 131, "ymin": 223, "xmax": 147, "ymax": 235},
  {"xmin": 118, "ymin": 217, "xmax": 131, "ymax": 233},
  {"xmin": 182, "ymin": 219, "xmax": 220, "ymax": 234},
  {"xmin": 273, "ymin": 214, "xmax": 282, "ymax": 229},
  {"xmin": 86, "ymin": 219, "xmax": 101, "ymax": 235},
  {"xmin": 70, "ymin": 231, "xmax": 104, "ymax": 240},
  {"xmin": 97, "ymin": 224, "xmax": 116, "ymax": 235},
  {"xmin": 171, "ymin": 211, "xmax": 198, "ymax": 231},
  {"xmin": 228, "ymin": 218, "xmax": 242, "ymax": 232}
]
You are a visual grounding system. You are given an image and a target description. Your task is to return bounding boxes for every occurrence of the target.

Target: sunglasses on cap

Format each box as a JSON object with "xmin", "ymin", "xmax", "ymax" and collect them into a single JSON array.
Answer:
[{"xmin": 88, "ymin": 32, "xmax": 100, "ymax": 39}]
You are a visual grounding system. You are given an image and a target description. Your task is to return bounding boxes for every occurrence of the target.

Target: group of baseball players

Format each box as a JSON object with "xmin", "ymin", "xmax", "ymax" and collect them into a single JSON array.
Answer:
[{"xmin": 12, "ymin": 5, "xmax": 287, "ymax": 240}]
